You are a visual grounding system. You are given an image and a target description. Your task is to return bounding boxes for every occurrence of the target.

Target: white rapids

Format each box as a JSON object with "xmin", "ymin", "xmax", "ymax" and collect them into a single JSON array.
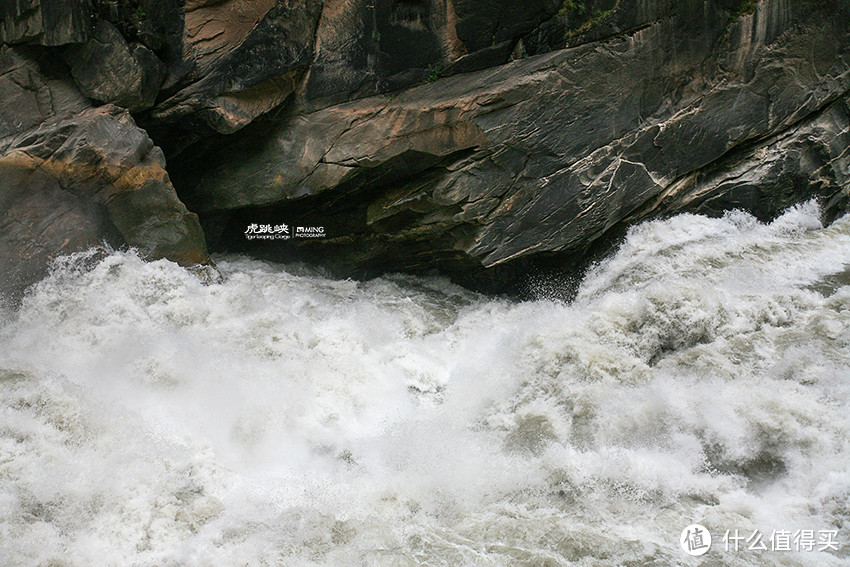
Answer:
[{"xmin": 1, "ymin": 201, "xmax": 849, "ymax": 566}]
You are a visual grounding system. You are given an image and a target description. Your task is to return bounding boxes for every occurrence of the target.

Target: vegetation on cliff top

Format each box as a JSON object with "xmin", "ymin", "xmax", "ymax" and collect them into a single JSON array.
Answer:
[
  {"xmin": 558, "ymin": 0, "xmax": 616, "ymax": 38},
  {"xmin": 733, "ymin": 0, "xmax": 759, "ymax": 16}
]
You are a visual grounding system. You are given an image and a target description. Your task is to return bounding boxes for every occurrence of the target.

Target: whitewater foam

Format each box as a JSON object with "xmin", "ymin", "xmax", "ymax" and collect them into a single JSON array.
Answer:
[{"xmin": 1, "ymin": 202, "xmax": 848, "ymax": 566}]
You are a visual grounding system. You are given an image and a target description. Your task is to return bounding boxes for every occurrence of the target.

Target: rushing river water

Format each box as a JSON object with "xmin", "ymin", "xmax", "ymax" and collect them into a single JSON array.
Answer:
[{"xmin": 1, "ymin": 202, "xmax": 848, "ymax": 566}]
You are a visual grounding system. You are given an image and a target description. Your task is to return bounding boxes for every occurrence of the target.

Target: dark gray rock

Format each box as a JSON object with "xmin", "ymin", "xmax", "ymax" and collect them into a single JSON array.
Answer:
[
  {"xmin": 298, "ymin": 0, "xmax": 562, "ymax": 112},
  {"xmin": 3, "ymin": 0, "xmax": 849, "ymax": 296},
  {"xmin": 151, "ymin": 0, "xmax": 324, "ymax": 137},
  {"xmin": 94, "ymin": 0, "xmax": 183, "ymax": 55},
  {"xmin": 173, "ymin": 0, "xmax": 849, "ymax": 290},
  {"xmin": 633, "ymin": 96, "xmax": 850, "ymax": 224},
  {"xmin": 0, "ymin": 48, "xmax": 207, "ymax": 303},
  {"xmin": 0, "ymin": 161, "xmax": 123, "ymax": 304},
  {"xmin": 520, "ymin": 0, "xmax": 664, "ymax": 57},
  {"xmin": 63, "ymin": 21, "xmax": 165, "ymax": 112},
  {"xmin": 0, "ymin": 0, "xmax": 93, "ymax": 46},
  {"xmin": 1, "ymin": 105, "xmax": 208, "ymax": 302},
  {"xmin": 0, "ymin": 46, "xmax": 89, "ymax": 138},
  {"xmin": 452, "ymin": 0, "xmax": 561, "ymax": 53},
  {"xmin": 141, "ymin": 0, "xmax": 568, "ymax": 143}
]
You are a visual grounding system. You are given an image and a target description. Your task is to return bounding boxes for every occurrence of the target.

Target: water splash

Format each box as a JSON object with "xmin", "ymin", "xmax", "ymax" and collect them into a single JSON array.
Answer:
[{"xmin": 1, "ymin": 202, "xmax": 849, "ymax": 566}]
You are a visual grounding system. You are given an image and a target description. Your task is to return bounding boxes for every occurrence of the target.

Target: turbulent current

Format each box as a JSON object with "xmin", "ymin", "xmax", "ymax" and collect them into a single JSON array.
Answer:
[{"xmin": 1, "ymin": 202, "xmax": 849, "ymax": 566}]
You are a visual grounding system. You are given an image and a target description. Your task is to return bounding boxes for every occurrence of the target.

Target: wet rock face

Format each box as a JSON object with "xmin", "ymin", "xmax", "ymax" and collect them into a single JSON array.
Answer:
[
  {"xmin": 63, "ymin": 21, "xmax": 164, "ymax": 112},
  {"xmin": 300, "ymin": 0, "xmax": 562, "ymax": 110},
  {"xmin": 0, "ymin": 104, "xmax": 208, "ymax": 302},
  {"xmin": 174, "ymin": 0, "xmax": 850, "ymax": 290},
  {"xmin": 0, "ymin": 47, "xmax": 207, "ymax": 304},
  {"xmin": 151, "ymin": 0, "xmax": 324, "ymax": 138},
  {"xmin": 637, "ymin": 97, "xmax": 850, "ymax": 225},
  {"xmin": 0, "ymin": 46, "xmax": 90, "ymax": 138},
  {"xmin": 452, "ymin": 0, "xmax": 560, "ymax": 53},
  {"xmin": 1, "ymin": 0, "xmax": 849, "ymax": 295},
  {"xmin": 0, "ymin": 0, "xmax": 93, "ymax": 46}
]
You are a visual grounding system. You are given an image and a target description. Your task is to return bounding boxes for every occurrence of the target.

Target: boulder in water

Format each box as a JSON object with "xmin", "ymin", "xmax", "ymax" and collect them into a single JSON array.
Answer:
[{"xmin": 0, "ymin": 47, "xmax": 206, "ymax": 304}]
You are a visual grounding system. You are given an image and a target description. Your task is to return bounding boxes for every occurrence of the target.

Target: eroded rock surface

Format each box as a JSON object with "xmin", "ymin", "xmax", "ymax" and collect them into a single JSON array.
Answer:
[
  {"xmin": 151, "ymin": 0, "xmax": 324, "ymax": 137},
  {"xmin": 174, "ymin": 0, "xmax": 850, "ymax": 289},
  {"xmin": 0, "ymin": 0, "xmax": 93, "ymax": 46},
  {"xmin": 0, "ymin": 47, "xmax": 206, "ymax": 303},
  {"xmin": 63, "ymin": 20, "xmax": 164, "ymax": 112},
  {"xmin": 300, "ymin": 0, "xmax": 561, "ymax": 110},
  {"xmin": 2, "ymin": 0, "xmax": 850, "ymax": 295}
]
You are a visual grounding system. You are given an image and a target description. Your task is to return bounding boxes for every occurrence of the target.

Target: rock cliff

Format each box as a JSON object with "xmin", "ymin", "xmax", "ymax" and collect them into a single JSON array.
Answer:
[{"xmin": 1, "ymin": 0, "xmax": 849, "ymax": 297}]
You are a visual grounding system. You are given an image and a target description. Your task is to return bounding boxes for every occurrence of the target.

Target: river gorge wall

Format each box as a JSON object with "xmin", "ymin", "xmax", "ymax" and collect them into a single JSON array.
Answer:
[{"xmin": 2, "ymin": 0, "xmax": 849, "ymax": 297}]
